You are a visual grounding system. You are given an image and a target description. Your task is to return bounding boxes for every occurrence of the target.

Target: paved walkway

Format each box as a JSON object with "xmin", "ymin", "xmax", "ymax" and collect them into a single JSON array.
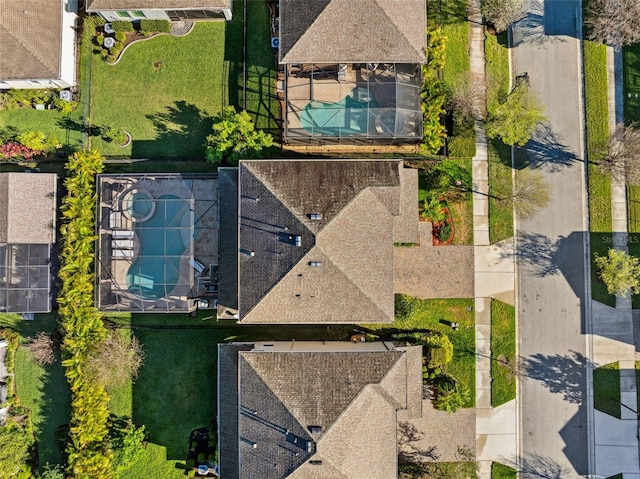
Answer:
[
  {"xmin": 394, "ymin": 222, "xmax": 474, "ymax": 299},
  {"xmin": 467, "ymin": 0, "xmax": 518, "ymax": 476}
]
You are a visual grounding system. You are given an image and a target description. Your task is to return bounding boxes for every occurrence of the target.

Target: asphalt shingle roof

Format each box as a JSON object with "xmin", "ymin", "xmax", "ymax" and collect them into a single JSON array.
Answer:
[
  {"xmin": 86, "ymin": 0, "xmax": 231, "ymax": 10},
  {"xmin": 0, "ymin": 1, "xmax": 62, "ymax": 81},
  {"xmin": 236, "ymin": 160, "xmax": 417, "ymax": 324},
  {"xmin": 279, "ymin": 0, "xmax": 427, "ymax": 64}
]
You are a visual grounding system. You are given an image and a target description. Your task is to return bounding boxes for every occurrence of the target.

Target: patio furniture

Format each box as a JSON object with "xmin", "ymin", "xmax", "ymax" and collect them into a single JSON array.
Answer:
[
  {"xmin": 109, "ymin": 211, "xmax": 122, "ymax": 229},
  {"xmin": 112, "ymin": 230, "xmax": 134, "ymax": 239},
  {"xmin": 112, "ymin": 249, "xmax": 133, "ymax": 259},
  {"xmin": 112, "ymin": 239, "xmax": 133, "ymax": 250}
]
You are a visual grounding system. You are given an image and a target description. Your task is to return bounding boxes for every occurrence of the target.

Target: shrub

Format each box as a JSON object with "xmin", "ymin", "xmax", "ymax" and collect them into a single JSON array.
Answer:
[
  {"xmin": 40, "ymin": 463, "xmax": 65, "ymax": 479},
  {"xmin": 25, "ymin": 332, "xmax": 56, "ymax": 366},
  {"xmin": 139, "ymin": 19, "xmax": 171, "ymax": 34},
  {"xmin": 100, "ymin": 48, "xmax": 108, "ymax": 58},
  {"xmin": 0, "ymin": 141, "xmax": 38, "ymax": 161},
  {"xmin": 96, "ymin": 34, "xmax": 104, "ymax": 46},
  {"xmin": 110, "ymin": 416, "xmax": 146, "ymax": 472},
  {"xmin": 111, "ymin": 20, "xmax": 133, "ymax": 32},
  {"xmin": 426, "ymin": 334, "xmax": 453, "ymax": 367},
  {"xmin": 0, "ymin": 420, "xmax": 33, "ymax": 477},
  {"xmin": 394, "ymin": 294, "xmax": 419, "ymax": 320},
  {"xmin": 447, "ymin": 131, "xmax": 476, "ymax": 157},
  {"xmin": 114, "ymin": 31, "xmax": 126, "ymax": 42},
  {"xmin": 106, "ymin": 54, "xmax": 116, "ymax": 63},
  {"xmin": 17, "ymin": 131, "xmax": 59, "ymax": 154},
  {"xmin": 111, "ymin": 41, "xmax": 124, "ymax": 53},
  {"xmin": 101, "ymin": 126, "xmax": 127, "ymax": 145},
  {"xmin": 434, "ymin": 382, "xmax": 470, "ymax": 413},
  {"xmin": 86, "ymin": 331, "xmax": 145, "ymax": 388}
]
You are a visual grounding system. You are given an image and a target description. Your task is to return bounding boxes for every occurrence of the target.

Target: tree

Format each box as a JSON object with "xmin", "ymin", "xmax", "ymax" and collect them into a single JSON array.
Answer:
[
  {"xmin": 486, "ymin": 82, "xmax": 545, "ymax": 147},
  {"xmin": 493, "ymin": 168, "xmax": 550, "ymax": 220},
  {"xmin": 25, "ymin": 331, "xmax": 56, "ymax": 365},
  {"xmin": 482, "ymin": 0, "xmax": 526, "ymax": 34},
  {"xmin": 595, "ymin": 248, "xmax": 640, "ymax": 297},
  {"xmin": 584, "ymin": 0, "xmax": 640, "ymax": 50},
  {"xmin": 597, "ymin": 124, "xmax": 640, "ymax": 184},
  {"xmin": 86, "ymin": 331, "xmax": 145, "ymax": 388},
  {"xmin": 204, "ymin": 106, "xmax": 273, "ymax": 165}
]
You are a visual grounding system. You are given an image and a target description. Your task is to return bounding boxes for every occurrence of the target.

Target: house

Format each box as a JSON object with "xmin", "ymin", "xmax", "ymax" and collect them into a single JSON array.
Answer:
[
  {"xmin": 218, "ymin": 341, "xmax": 423, "ymax": 479},
  {"xmin": 0, "ymin": 173, "xmax": 57, "ymax": 313},
  {"xmin": 86, "ymin": 0, "xmax": 233, "ymax": 22},
  {"xmin": 95, "ymin": 174, "xmax": 220, "ymax": 313},
  {"xmin": 217, "ymin": 159, "xmax": 418, "ymax": 324},
  {"xmin": 0, "ymin": 0, "xmax": 78, "ymax": 89},
  {"xmin": 278, "ymin": 0, "xmax": 426, "ymax": 143}
]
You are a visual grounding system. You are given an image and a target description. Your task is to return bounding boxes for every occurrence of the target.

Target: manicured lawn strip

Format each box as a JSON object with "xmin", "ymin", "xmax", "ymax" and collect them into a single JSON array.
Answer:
[
  {"xmin": 116, "ymin": 443, "xmax": 185, "ymax": 479},
  {"xmin": 427, "ymin": 0, "xmax": 468, "ymax": 28},
  {"xmin": 245, "ymin": 0, "xmax": 280, "ymax": 136},
  {"xmin": 628, "ymin": 241, "xmax": 640, "ymax": 308},
  {"xmin": 583, "ymin": 41, "xmax": 612, "ymax": 233},
  {"xmin": 488, "ymin": 141, "xmax": 514, "ymax": 243},
  {"xmin": 593, "ymin": 362, "xmax": 621, "ymax": 418},
  {"xmin": 623, "ymin": 44, "xmax": 640, "ymax": 123},
  {"xmin": 591, "ymin": 233, "xmax": 617, "ymax": 306},
  {"xmin": 485, "ymin": 33, "xmax": 509, "ymax": 119},
  {"xmin": 492, "ymin": 462, "xmax": 517, "ymax": 479},
  {"xmin": 89, "ymin": 23, "xmax": 226, "ymax": 158},
  {"xmin": 628, "ymin": 183, "xmax": 640, "ymax": 234},
  {"xmin": 370, "ymin": 298, "xmax": 476, "ymax": 407},
  {"xmin": 490, "ymin": 300, "xmax": 516, "ymax": 407}
]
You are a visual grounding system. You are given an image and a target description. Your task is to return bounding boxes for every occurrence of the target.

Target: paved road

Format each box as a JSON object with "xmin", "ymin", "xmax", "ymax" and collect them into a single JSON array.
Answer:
[{"xmin": 512, "ymin": 0, "xmax": 589, "ymax": 476}]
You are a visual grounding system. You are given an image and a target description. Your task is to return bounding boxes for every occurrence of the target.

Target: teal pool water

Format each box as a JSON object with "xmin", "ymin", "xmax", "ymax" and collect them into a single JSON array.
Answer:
[
  {"xmin": 126, "ymin": 194, "xmax": 190, "ymax": 299},
  {"xmin": 300, "ymin": 87, "xmax": 379, "ymax": 137},
  {"xmin": 125, "ymin": 191, "xmax": 154, "ymax": 220}
]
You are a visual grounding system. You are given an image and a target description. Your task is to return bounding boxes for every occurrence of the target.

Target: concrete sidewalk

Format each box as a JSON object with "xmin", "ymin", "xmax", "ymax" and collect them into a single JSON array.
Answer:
[{"xmin": 467, "ymin": 0, "xmax": 518, "ymax": 476}]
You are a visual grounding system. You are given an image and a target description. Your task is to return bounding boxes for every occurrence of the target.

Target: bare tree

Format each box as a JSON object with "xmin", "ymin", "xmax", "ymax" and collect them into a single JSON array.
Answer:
[
  {"xmin": 446, "ymin": 75, "xmax": 485, "ymax": 121},
  {"xmin": 493, "ymin": 168, "xmax": 551, "ymax": 220},
  {"xmin": 584, "ymin": 0, "xmax": 640, "ymax": 50},
  {"xmin": 25, "ymin": 332, "xmax": 56, "ymax": 366},
  {"xmin": 482, "ymin": 0, "xmax": 526, "ymax": 33},
  {"xmin": 86, "ymin": 331, "xmax": 145, "ymax": 388},
  {"xmin": 597, "ymin": 124, "xmax": 640, "ymax": 184}
]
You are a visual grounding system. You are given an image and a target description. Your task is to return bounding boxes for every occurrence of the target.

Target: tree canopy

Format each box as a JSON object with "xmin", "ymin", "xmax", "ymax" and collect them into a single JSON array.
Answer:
[
  {"xmin": 486, "ymin": 82, "xmax": 545, "ymax": 147},
  {"xmin": 205, "ymin": 107, "xmax": 273, "ymax": 165},
  {"xmin": 584, "ymin": 0, "xmax": 640, "ymax": 50},
  {"xmin": 482, "ymin": 0, "xmax": 526, "ymax": 34},
  {"xmin": 595, "ymin": 249, "xmax": 640, "ymax": 297}
]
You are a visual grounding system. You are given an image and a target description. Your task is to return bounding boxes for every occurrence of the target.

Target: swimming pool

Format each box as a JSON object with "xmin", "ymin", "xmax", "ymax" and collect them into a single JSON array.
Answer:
[{"xmin": 126, "ymin": 194, "xmax": 191, "ymax": 299}]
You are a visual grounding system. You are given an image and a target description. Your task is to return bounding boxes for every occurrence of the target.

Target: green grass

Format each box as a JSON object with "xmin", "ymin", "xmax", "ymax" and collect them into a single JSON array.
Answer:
[
  {"xmin": 492, "ymin": 462, "xmax": 517, "ymax": 479},
  {"xmin": 115, "ymin": 443, "xmax": 185, "ymax": 479},
  {"xmin": 583, "ymin": 41, "xmax": 612, "ymax": 233},
  {"xmin": 0, "ymin": 109, "xmax": 84, "ymax": 155},
  {"xmin": 629, "ymin": 183, "xmax": 640, "ymax": 233},
  {"xmin": 591, "ymin": 233, "xmax": 617, "ymax": 306},
  {"xmin": 89, "ymin": 23, "xmax": 227, "ymax": 158},
  {"xmin": 1, "ymin": 313, "xmax": 70, "ymax": 470},
  {"xmin": 486, "ymin": 33, "xmax": 510, "ymax": 117},
  {"xmin": 490, "ymin": 300, "xmax": 516, "ymax": 407},
  {"xmin": 593, "ymin": 362, "xmax": 621, "ymax": 418},
  {"xmin": 623, "ymin": 44, "xmax": 640, "ymax": 123},
  {"xmin": 373, "ymin": 297, "xmax": 476, "ymax": 407},
  {"xmin": 488, "ymin": 141, "xmax": 514, "ymax": 243}
]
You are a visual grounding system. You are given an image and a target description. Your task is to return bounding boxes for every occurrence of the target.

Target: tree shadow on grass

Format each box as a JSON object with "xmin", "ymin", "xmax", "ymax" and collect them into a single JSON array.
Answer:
[
  {"xmin": 135, "ymin": 101, "xmax": 213, "ymax": 159},
  {"xmin": 503, "ymin": 453, "xmax": 572, "ymax": 479}
]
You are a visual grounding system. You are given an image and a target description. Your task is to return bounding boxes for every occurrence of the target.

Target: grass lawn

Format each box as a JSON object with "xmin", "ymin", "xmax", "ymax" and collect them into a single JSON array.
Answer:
[
  {"xmin": 583, "ymin": 41, "xmax": 612, "ymax": 233},
  {"xmin": 0, "ymin": 109, "xmax": 84, "ymax": 156},
  {"xmin": 623, "ymin": 44, "xmax": 640, "ymax": 123},
  {"xmin": 488, "ymin": 140, "xmax": 514, "ymax": 243},
  {"xmin": 89, "ymin": 23, "xmax": 226, "ymax": 158},
  {"xmin": 485, "ymin": 32, "xmax": 514, "ymax": 244},
  {"xmin": 492, "ymin": 462, "xmax": 517, "ymax": 479},
  {"xmin": 490, "ymin": 300, "xmax": 516, "ymax": 407},
  {"xmin": 372, "ymin": 297, "xmax": 476, "ymax": 407},
  {"xmin": 0, "ymin": 313, "xmax": 70, "ymax": 470},
  {"xmin": 593, "ymin": 362, "xmax": 620, "ymax": 418}
]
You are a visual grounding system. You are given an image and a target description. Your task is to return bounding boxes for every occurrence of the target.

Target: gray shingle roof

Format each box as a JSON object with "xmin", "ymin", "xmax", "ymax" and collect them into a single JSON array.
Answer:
[
  {"xmin": 217, "ymin": 168, "xmax": 239, "ymax": 310},
  {"xmin": 218, "ymin": 343, "xmax": 422, "ymax": 479},
  {"xmin": 86, "ymin": 0, "xmax": 231, "ymax": 10},
  {"xmin": 279, "ymin": 0, "xmax": 427, "ymax": 64},
  {"xmin": 0, "ymin": 173, "xmax": 57, "ymax": 244},
  {"xmin": 237, "ymin": 160, "xmax": 416, "ymax": 324},
  {"xmin": 0, "ymin": 1, "xmax": 62, "ymax": 81}
]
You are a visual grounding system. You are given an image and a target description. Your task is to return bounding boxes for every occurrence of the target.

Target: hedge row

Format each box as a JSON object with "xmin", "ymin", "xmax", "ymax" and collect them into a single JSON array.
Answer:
[
  {"xmin": 140, "ymin": 19, "xmax": 171, "ymax": 33},
  {"xmin": 58, "ymin": 150, "xmax": 113, "ymax": 478}
]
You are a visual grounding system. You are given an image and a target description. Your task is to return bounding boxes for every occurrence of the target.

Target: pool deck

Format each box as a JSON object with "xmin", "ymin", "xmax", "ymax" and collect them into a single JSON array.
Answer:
[{"xmin": 96, "ymin": 174, "xmax": 219, "ymax": 312}]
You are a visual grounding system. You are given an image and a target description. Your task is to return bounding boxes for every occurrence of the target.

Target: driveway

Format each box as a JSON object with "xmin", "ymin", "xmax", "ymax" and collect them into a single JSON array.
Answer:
[
  {"xmin": 394, "ymin": 222, "xmax": 475, "ymax": 299},
  {"xmin": 512, "ymin": 0, "xmax": 589, "ymax": 475}
]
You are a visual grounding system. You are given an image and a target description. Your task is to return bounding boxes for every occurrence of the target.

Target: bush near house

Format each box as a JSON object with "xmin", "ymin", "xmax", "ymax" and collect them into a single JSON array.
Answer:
[
  {"xmin": 139, "ymin": 20, "xmax": 171, "ymax": 34},
  {"xmin": 111, "ymin": 21, "xmax": 134, "ymax": 32}
]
